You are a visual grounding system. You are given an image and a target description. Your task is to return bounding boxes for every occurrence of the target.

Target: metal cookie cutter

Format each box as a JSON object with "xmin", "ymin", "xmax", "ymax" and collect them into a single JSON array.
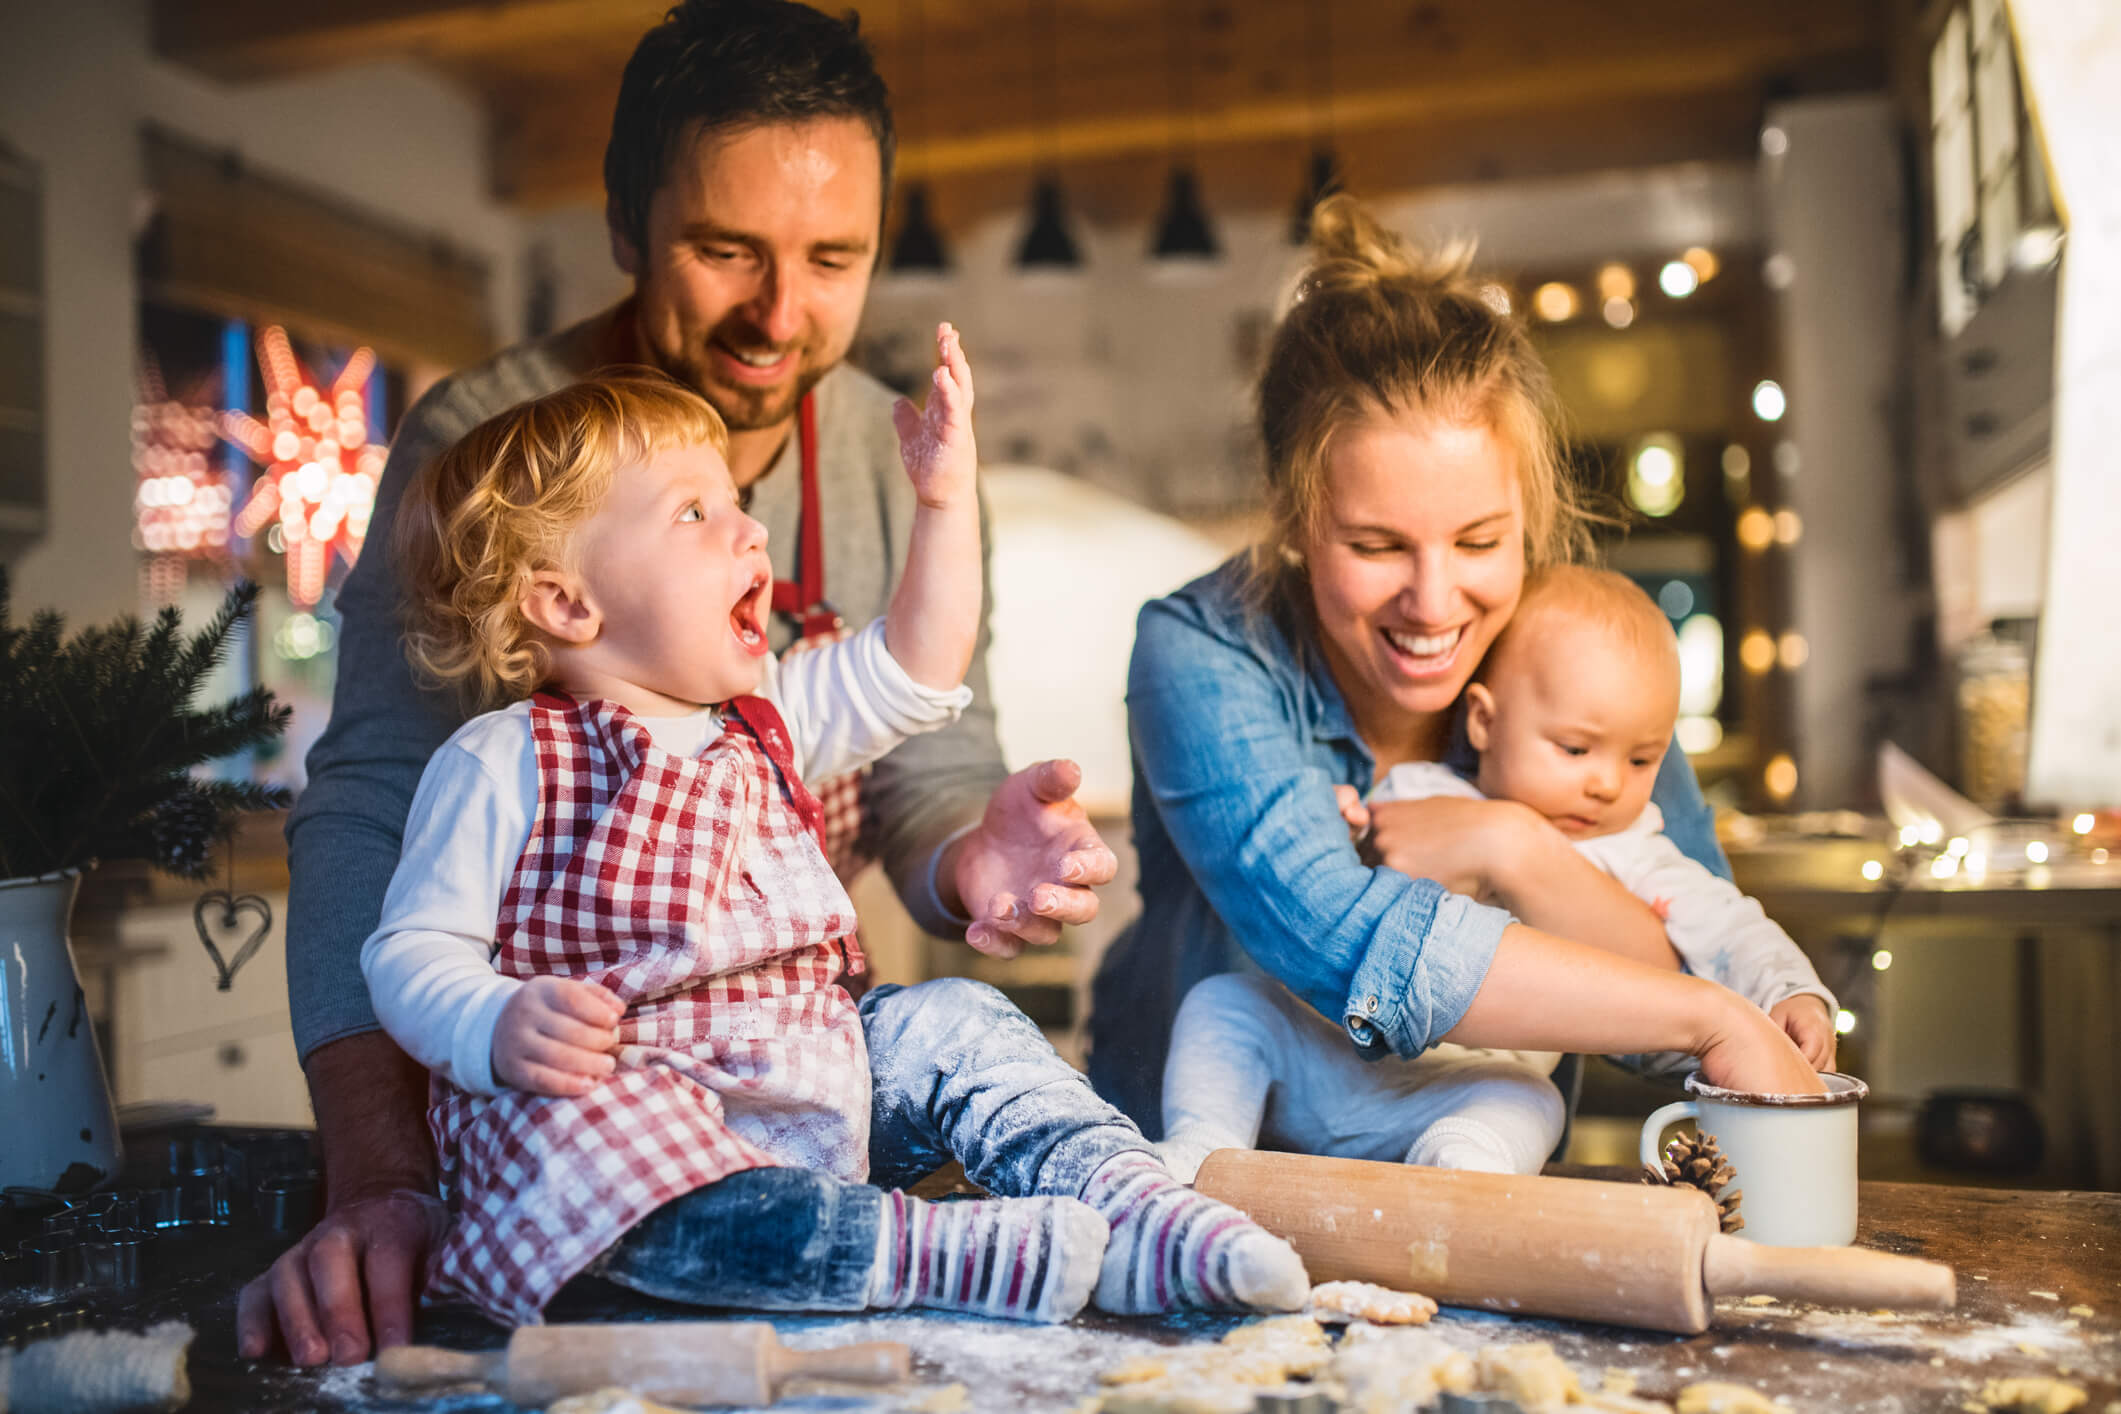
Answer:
[
  {"xmin": 1255, "ymin": 1391, "xmax": 1343, "ymax": 1414},
  {"xmin": 1440, "ymin": 1393, "xmax": 1528, "ymax": 1414},
  {"xmin": 20, "ymin": 1214, "xmax": 155, "ymax": 1293}
]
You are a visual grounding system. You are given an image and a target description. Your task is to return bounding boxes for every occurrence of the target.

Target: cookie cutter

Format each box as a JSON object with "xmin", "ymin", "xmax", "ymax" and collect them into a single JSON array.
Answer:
[
  {"xmin": 1439, "ymin": 1393, "xmax": 1528, "ymax": 1414},
  {"xmin": 256, "ymin": 1171, "xmax": 321, "ymax": 1236},
  {"xmin": 1254, "ymin": 1391, "xmax": 1344, "ymax": 1414},
  {"xmin": 7, "ymin": 1184, "xmax": 167, "ymax": 1294}
]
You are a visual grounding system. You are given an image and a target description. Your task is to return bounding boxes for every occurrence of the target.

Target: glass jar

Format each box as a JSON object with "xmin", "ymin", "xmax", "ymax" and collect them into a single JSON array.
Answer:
[{"xmin": 1955, "ymin": 627, "xmax": 2030, "ymax": 812}]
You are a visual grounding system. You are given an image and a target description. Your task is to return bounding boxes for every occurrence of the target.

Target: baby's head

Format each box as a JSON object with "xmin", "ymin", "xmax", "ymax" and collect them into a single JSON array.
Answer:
[
  {"xmin": 1464, "ymin": 565, "xmax": 1681, "ymax": 839},
  {"xmin": 399, "ymin": 370, "xmax": 771, "ymax": 713}
]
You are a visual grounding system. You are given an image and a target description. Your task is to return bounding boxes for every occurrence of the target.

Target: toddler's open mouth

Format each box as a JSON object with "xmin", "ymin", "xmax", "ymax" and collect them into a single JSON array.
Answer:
[{"xmin": 731, "ymin": 570, "xmax": 771, "ymax": 656}]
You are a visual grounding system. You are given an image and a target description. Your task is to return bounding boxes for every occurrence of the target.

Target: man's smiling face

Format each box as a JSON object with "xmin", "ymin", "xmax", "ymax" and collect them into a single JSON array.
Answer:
[{"xmin": 615, "ymin": 116, "xmax": 882, "ymax": 440}]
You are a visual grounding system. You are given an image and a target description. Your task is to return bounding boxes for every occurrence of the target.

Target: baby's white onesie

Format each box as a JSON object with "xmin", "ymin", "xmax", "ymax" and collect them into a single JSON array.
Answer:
[{"xmin": 1154, "ymin": 763, "xmax": 1833, "ymax": 1182}]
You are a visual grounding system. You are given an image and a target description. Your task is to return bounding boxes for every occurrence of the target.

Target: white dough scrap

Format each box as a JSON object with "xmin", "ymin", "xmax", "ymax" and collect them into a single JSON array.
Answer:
[
  {"xmin": 1308, "ymin": 1280, "xmax": 1439, "ymax": 1326},
  {"xmin": 1328, "ymin": 1326, "xmax": 1475, "ymax": 1414}
]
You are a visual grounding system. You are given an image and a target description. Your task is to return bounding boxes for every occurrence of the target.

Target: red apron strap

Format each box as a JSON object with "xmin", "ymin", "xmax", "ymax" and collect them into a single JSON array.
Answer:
[
  {"xmin": 725, "ymin": 694, "xmax": 827, "ymax": 849},
  {"xmin": 768, "ymin": 393, "xmax": 838, "ymax": 641}
]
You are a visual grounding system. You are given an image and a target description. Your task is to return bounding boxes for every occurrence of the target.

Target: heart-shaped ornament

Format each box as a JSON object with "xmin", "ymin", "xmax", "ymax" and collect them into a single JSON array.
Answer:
[{"xmin": 194, "ymin": 890, "xmax": 273, "ymax": 992}]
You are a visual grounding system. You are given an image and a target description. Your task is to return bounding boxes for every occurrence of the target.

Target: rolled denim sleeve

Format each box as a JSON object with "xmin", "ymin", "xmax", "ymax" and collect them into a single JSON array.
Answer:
[{"xmin": 1127, "ymin": 600, "xmax": 1515, "ymax": 1058}]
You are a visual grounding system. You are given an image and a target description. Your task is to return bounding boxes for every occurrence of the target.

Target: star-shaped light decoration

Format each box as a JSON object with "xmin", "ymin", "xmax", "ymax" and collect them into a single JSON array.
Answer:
[{"xmin": 222, "ymin": 326, "xmax": 383, "ymax": 608}]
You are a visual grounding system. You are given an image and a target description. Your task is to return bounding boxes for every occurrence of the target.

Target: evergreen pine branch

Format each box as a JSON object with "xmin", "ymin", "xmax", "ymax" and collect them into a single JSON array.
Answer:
[{"xmin": 0, "ymin": 570, "xmax": 292, "ymax": 880}]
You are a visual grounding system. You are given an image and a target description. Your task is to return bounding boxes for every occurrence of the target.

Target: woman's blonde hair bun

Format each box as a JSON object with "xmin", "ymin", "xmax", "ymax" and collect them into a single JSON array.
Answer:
[{"xmin": 1249, "ymin": 193, "xmax": 1596, "ymax": 606}]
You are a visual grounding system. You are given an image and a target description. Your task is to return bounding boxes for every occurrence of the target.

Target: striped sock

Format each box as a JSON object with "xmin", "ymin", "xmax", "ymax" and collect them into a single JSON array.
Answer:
[
  {"xmin": 866, "ymin": 1191, "xmax": 1108, "ymax": 1323},
  {"xmin": 1080, "ymin": 1151, "xmax": 1311, "ymax": 1315}
]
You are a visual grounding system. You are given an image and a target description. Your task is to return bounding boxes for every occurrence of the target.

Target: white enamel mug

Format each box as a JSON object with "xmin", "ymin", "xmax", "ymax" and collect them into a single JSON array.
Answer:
[{"xmin": 1639, "ymin": 1072, "xmax": 1868, "ymax": 1247}]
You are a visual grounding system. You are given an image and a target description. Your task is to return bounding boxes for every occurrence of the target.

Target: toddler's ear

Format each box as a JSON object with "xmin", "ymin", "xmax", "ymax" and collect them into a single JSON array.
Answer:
[
  {"xmin": 1464, "ymin": 682, "xmax": 1498, "ymax": 751},
  {"xmin": 520, "ymin": 569, "xmax": 601, "ymax": 644}
]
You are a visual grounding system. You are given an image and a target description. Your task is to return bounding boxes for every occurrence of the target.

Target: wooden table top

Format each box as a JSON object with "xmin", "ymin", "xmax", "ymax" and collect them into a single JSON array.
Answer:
[{"xmin": 8, "ymin": 1172, "xmax": 2114, "ymax": 1413}]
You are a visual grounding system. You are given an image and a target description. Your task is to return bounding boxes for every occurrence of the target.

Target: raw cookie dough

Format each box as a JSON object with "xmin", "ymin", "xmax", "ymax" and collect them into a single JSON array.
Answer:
[
  {"xmin": 1308, "ymin": 1280, "xmax": 1439, "ymax": 1326},
  {"xmin": 1980, "ymin": 1377, "xmax": 2089, "ymax": 1413},
  {"xmin": 1477, "ymin": 1342, "xmax": 1582, "ymax": 1409},
  {"xmin": 1096, "ymin": 1316, "xmax": 1333, "ymax": 1412},
  {"xmin": 1330, "ymin": 1325, "xmax": 1475, "ymax": 1413},
  {"xmin": 1674, "ymin": 1382, "xmax": 1779, "ymax": 1414},
  {"xmin": 545, "ymin": 1391, "xmax": 689, "ymax": 1414}
]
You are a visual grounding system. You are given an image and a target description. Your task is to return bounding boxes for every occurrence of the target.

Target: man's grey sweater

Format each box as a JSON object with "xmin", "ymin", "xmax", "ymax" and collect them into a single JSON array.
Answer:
[{"xmin": 284, "ymin": 305, "xmax": 1006, "ymax": 1061}]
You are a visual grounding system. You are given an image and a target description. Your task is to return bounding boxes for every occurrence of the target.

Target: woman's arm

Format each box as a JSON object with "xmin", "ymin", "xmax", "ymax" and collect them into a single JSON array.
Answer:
[
  {"xmin": 1365, "ymin": 795, "xmax": 1680, "ymax": 969},
  {"xmin": 1129, "ymin": 600, "xmax": 1512, "ymax": 1058},
  {"xmin": 1447, "ymin": 923, "xmax": 1824, "ymax": 1096}
]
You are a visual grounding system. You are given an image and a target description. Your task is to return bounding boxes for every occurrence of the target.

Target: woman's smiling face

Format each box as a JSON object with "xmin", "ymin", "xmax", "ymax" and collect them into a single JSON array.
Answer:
[{"xmin": 1303, "ymin": 407, "xmax": 1527, "ymax": 755}]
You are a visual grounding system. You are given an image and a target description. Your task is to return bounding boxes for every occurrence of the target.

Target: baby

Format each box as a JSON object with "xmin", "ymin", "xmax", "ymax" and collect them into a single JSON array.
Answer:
[
  {"xmin": 1156, "ymin": 565, "xmax": 1836, "ymax": 1182},
  {"xmin": 364, "ymin": 330, "xmax": 1305, "ymax": 1328}
]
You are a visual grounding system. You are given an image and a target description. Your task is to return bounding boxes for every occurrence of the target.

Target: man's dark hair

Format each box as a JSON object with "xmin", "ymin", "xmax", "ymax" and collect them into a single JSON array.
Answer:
[{"xmin": 605, "ymin": 0, "xmax": 895, "ymax": 254}]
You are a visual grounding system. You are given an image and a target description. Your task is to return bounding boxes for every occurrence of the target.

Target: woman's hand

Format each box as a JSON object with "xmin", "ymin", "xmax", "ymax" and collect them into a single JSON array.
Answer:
[
  {"xmin": 1769, "ymin": 995, "xmax": 1838, "ymax": 1071},
  {"xmin": 492, "ymin": 976, "xmax": 623, "ymax": 1095},
  {"xmin": 1696, "ymin": 993, "xmax": 1829, "ymax": 1096},
  {"xmin": 1362, "ymin": 794, "xmax": 1534, "ymax": 898},
  {"xmin": 1367, "ymin": 795, "xmax": 1678, "ymax": 970}
]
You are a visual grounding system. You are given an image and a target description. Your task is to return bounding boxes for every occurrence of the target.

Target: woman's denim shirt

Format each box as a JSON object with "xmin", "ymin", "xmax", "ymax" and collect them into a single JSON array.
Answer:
[{"xmin": 1086, "ymin": 557, "xmax": 1729, "ymax": 1134}]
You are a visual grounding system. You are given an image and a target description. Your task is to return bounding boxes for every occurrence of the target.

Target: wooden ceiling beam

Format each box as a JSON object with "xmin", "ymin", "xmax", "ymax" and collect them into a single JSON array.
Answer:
[
  {"xmin": 494, "ymin": 39, "xmax": 1880, "ymax": 209},
  {"xmin": 151, "ymin": 0, "xmax": 658, "ymax": 81}
]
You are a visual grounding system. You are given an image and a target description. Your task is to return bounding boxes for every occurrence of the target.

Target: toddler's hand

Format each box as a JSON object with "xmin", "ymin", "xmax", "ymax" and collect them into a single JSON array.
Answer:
[
  {"xmin": 492, "ymin": 976, "xmax": 623, "ymax": 1096},
  {"xmin": 891, "ymin": 322, "xmax": 976, "ymax": 511},
  {"xmin": 1769, "ymin": 994, "xmax": 1838, "ymax": 1071},
  {"xmin": 1696, "ymin": 993, "xmax": 1828, "ymax": 1097},
  {"xmin": 1332, "ymin": 784, "xmax": 1371, "ymax": 845}
]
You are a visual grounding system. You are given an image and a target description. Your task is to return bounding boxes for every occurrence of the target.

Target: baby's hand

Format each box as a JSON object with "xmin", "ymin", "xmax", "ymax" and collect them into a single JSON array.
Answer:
[
  {"xmin": 891, "ymin": 322, "xmax": 976, "ymax": 511},
  {"xmin": 1332, "ymin": 784, "xmax": 1371, "ymax": 845},
  {"xmin": 1695, "ymin": 991, "xmax": 1828, "ymax": 1097},
  {"xmin": 492, "ymin": 976, "xmax": 623, "ymax": 1096},
  {"xmin": 1769, "ymin": 994, "xmax": 1838, "ymax": 1072}
]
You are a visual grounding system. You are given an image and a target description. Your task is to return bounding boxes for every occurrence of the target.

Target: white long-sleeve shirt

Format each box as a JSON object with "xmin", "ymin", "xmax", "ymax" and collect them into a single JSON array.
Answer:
[
  {"xmin": 360, "ymin": 620, "xmax": 971, "ymax": 1096},
  {"xmin": 1374, "ymin": 763, "xmax": 1835, "ymax": 1074}
]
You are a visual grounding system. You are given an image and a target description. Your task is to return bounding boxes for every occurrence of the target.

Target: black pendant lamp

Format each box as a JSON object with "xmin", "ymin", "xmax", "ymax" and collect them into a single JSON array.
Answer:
[
  {"xmin": 889, "ymin": 0, "xmax": 949, "ymax": 275},
  {"xmin": 1152, "ymin": 167, "xmax": 1220, "ymax": 260},
  {"xmin": 1290, "ymin": 0, "xmax": 1339, "ymax": 245},
  {"xmin": 1014, "ymin": 0, "xmax": 1081, "ymax": 272},
  {"xmin": 1289, "ymin": 147, "xmax": 1342, "ymax": 246},
  {"xmin": 890, "ymin": 181, "xmax": 949, "ymax": 273},
  {"xmin": 1149, "ymin": 0, "xmax": 1219, "ymax": 263},
  {"xmin": 1015, "ymin": 173, "xmax": 1082, "ymax": 268}
]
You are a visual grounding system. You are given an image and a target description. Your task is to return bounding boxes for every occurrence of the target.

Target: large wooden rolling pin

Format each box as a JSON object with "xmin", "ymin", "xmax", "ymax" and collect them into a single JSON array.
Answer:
[
  {"xmin": 1195, "ymin": 1150, "xmax": 1955, "ymax": 1335},
  {"xmin": 375, "ymin": 1321, "xmax": 910, "ymax": 1407}
]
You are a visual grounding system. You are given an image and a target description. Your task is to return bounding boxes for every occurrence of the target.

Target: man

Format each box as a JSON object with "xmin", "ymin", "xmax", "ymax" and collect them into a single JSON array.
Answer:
[{"xmin": 238, "ymin": 0, "xmax": 1115, "ymax": 1365}]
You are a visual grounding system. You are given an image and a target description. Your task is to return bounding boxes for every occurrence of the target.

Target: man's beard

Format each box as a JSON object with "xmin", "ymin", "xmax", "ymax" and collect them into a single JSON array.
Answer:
[{"xmin": 662, "ymin": 342, "xmax": 830, "ymax": 433}]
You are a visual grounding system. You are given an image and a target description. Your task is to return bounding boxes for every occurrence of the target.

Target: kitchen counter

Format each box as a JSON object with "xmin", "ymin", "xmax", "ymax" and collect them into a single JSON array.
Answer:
[{"xmin": 5, "ymin": 1144, "xmax": 2115, "ymax": 1413}]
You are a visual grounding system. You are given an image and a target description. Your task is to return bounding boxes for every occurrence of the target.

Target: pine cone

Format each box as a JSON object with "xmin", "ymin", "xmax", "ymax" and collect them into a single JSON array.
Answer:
[
  {"xmin": 1642, "ymin": 1127, "xmax": 1745, "ymax": 1233},
  {"xmin": 148, "ymin": 787, "xmax": 221, "ymax": 878}
]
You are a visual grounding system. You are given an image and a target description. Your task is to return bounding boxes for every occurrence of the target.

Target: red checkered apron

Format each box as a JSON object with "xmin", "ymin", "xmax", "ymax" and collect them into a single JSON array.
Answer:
[
  {"xmin": 775, "ymin": 393, "xmax": 872, "ymax": 882},
  {"xmin": 424, "ymin": 692, "xmax": 872, "ymax": 1326}
]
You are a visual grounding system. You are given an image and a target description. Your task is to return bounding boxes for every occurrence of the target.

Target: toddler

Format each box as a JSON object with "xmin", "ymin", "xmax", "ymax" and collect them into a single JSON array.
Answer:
[
  {"xmin": 1156, "ymin": 565, "xmax": 1836, "ymax": 1182},
  {"xmin": 363, "ymin": 331, "xmax": 1305, "ymax": 1328}
]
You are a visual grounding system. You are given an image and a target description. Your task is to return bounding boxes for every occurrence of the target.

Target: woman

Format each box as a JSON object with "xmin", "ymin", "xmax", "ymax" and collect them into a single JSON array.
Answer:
[{"xmin": 1087, "ymin": 196, "xmax": 1818, "ymax": 1139}]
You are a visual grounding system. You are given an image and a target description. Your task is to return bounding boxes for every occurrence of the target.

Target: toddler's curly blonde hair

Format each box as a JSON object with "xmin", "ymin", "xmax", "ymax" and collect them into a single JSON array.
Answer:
[{"xmin": 396, "ymin": 369, "xmax": 729, "ymax": 710}]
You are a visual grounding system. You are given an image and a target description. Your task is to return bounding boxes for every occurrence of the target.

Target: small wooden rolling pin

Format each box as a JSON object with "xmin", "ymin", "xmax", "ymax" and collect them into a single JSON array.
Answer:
[
  {"xmin": 375, "ymin": 1321, "xmax": 910, "ymax": 1407},
  {"xmin": 1195, "ymin": 1150, "xmax": 1956, "ymax": 1335}
]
